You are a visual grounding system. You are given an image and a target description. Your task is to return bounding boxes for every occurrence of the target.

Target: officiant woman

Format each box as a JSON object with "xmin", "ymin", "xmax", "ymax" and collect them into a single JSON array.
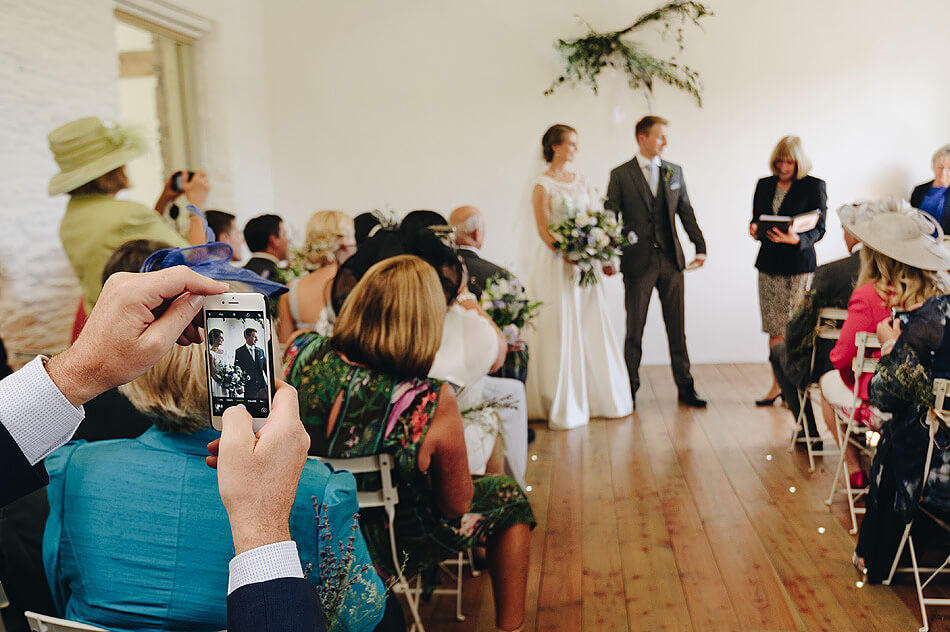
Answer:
[{"xmin": 749, "ymin": 135, "xmax": 827, "ymax": 406}]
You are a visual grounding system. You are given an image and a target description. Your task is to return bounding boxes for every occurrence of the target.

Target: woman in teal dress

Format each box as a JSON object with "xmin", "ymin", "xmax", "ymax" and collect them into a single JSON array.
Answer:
[{"xmin": 285, "ymin": 254, "xmax": 534, "ymax": 632}]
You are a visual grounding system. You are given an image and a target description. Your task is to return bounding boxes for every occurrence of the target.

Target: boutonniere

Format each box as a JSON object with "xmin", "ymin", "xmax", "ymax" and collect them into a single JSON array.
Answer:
[{"xmin": 662, "ymin": 165, "xmax": 673, "ymax": 184}]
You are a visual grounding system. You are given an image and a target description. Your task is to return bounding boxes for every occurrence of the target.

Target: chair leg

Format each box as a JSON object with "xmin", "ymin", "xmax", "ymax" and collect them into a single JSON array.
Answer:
[
  {"xmin": 826, "ymin": 413, "xmax": 849, "ymax": 506},
  {"xmin": 840, "ymin": 421, "xmax": 859, "ymax": 534},
  {"xmin": 398, "ymin": 575, "xmax": 426, "ymax": 632},
  {"xmin": 467, "ymin": 547, "xmax": 481, "ymax": 577},
  {"xmin": 908, "ymin": 535, "xmax": 930, "ymax": 632},
  {"xmin": 884, "ymin": 523, "xmax": 913, "ymax": 585},
  {"xmin": 788, "ymin": 389, "xmax": 808, "ymax": 453},
  {"xmin": 456, "ymin": 552, "xmax": 465, "ymax": 622}
]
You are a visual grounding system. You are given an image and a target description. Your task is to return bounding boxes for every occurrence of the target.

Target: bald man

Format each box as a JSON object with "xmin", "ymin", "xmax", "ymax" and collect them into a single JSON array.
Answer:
[{"xmin": 450, "ymin": 205, "xmax": 514, "ymax": 297}]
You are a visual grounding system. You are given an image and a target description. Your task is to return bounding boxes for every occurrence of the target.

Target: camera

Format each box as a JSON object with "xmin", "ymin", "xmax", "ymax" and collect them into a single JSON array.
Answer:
[{"xmin": 170, "ymin": 170, "xmax": 195, "ymax": 193}]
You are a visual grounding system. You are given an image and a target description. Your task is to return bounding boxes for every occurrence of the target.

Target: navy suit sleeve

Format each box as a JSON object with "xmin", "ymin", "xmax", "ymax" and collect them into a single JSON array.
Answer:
[
  {"xmin": 796, "ymin": 178, "xmax": 827, "ymax": 250},
  {"xmin": 674, "ymin": 167, "xmax": 706, "ymax": 254},
  {"xmin": 227, "ymin": 578, "xmax": 327, "ymax": 632},
  {"xmin": 605, "ymin": 168, "xmax": 623, "ymax": 214},
  {"xmin": 0, "ymin": 420, "xmax": 49, "ymax": 507}
]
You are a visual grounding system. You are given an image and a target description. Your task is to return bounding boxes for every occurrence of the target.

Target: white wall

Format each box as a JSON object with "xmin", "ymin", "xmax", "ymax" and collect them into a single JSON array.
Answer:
[{"xmin": 261, "ymin": 0, "xmax": 950, "ymax": 365}]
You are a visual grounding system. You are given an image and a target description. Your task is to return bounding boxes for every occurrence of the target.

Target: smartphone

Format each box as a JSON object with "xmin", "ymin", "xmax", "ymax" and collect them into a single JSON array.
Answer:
[{"xmin": 203, "ymin": 293, "xmax": 276, "ymax": 432}]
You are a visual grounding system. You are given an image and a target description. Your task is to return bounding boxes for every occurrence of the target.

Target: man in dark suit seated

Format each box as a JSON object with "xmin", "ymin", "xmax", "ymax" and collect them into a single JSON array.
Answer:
[
  {"xmin": 234, "ymin": 328, "xmax": 268, "ymax": 400},
  {"xmin": 243, "ymin": 214, "xmax": 290, "ymax": 283},
  {"xmin": 450, "ymin": 205, "xmax": 530, "ymax": 384},
  {"xmin": 770, "ymin": 229, "xmax": 862, "ymax": 448}
]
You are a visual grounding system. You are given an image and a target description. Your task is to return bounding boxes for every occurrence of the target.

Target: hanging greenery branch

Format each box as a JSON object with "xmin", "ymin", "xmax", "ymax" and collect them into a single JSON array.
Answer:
[{"xmin": 544, "ymin": 1, "xmax": 713, "ymax": 106}]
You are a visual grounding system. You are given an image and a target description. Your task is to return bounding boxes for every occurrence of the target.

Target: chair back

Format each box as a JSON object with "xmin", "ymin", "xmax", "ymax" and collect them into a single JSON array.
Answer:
[
  {"xmin": 24, "ymin": 613, "xmax": 107, "ymax": 632},
  {"xmin": 852, "ymin": 332, "xmax": 881, "ymax": 376},
  {"xmin": 815, "ymin": 307, "xmax": 849, "ymax": 340},
  {"xmin": 308, "ymin": 454, "xmax": 399, "ymax": 514}
]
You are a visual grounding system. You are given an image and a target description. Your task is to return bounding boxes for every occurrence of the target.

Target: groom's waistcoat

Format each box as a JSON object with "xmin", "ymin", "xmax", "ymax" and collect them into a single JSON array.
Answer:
[{"xmin": 644, "ymin": 182, "xmax": 676, "ymax": 258}]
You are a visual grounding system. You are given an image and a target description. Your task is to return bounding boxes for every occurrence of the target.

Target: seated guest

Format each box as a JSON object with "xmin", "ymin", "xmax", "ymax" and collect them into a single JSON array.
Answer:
[
  {"xmin": 856, "ymin": 263, "xmax": 950, "ymax": 581},
  {"xmin": 243, "ymin": 213, "xmax": 290, "ymax": 283},
  {"xmin": 354, "ymin": 211, "xmax": 382, "ymax": 245},
  {"xmin": 821, "ymin": 200, "xmax": 950, "ymax": 488},
  {"xmin": 285, "ymin": 255, "xmax": 534, "ymax": 632},
  {"xmin": 43, "ymin": 343, "xmax": 385, "ymax": 632},
  {"xmin": 205, "ymin": 210, "xmax": 245, "ymax": 261},
  {"xmin": 450, "ymin": 205, "xmax": 531, "ymax": 383},
  {"xmin": 278, "ymin": 211, "xmax": 356, "ymax": 343},
  {"xmin": 910, "ymin": 145, "xmax": 950, "ymax": 231},
  {"xmin": 49, "ymin": 117, "xmax": 208, "ymax": 311},
  {"xmin": 769, "ymin": 228, "xmax": 862, "ymax": 447}
]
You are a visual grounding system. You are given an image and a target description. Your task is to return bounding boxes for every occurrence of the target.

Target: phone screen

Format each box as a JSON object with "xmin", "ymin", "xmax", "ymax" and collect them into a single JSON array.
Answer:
[{"xmin": 205, "ymin": 309, "xmax": 273, "ymax": 419}]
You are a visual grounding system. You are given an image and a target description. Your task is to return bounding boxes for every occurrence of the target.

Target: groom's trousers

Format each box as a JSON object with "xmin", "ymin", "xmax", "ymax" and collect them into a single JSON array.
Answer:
[{"xmin": 622, "ymin": 249, "xmax": 693, "ymax": 396}]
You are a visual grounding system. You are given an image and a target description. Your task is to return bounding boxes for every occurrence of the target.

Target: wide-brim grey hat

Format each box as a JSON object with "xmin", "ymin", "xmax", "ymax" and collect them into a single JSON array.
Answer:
[{"xmin": 837, "ymin": 198, "xmax": 950, "ymax": 271}]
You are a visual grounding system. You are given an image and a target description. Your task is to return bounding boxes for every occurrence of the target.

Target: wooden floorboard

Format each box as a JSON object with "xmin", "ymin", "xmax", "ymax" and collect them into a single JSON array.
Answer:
[{"xmin": 421, "ymin": 363, "xmax": 935, "ymax": 631}]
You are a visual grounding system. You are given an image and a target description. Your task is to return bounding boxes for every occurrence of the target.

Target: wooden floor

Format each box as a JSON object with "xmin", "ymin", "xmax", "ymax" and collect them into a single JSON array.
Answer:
[{"xmin": 417, "ymin": 363, "xmax": 950, "ymax": 632}]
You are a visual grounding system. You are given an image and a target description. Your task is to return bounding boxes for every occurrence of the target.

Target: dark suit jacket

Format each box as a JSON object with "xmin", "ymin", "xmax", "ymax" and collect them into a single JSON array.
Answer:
[
  {"xmin": 911, "ymin": 180, "xmax": 950, "ymax": 233},
  {"xmin": 244, "ymin": 256, "xmax": 285, "ymax": 284},
  {"xmin": 458, "ymin": 248, "xmax": 513, "ymax": 297},
  {"xmin": 234, "ymin": 345, "xmax": 267, "ymax": 397},
  {"xmin": 227, "ymin": 578, "xmax": 326, "ymax": 632},
  {"xmin": 606, "ymin": 158, "xmax": 706, "ymax": 272},
  {"xmin": 752, "ymin": 175, "xmax": 827, "ymax": 275},
  {"xmin": 0, "ymin": 423, "xmax": 47, "ymax": 508}
]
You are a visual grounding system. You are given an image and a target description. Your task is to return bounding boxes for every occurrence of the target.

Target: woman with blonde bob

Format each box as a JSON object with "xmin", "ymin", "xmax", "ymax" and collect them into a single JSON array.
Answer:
[
  {"xmin": 43, "ymin": 343, "xmax": 386, "ymax": 632},
  {"xmin": 285, "ymin": 254, "xmax": 535, "ymax": 632},
  {"xmin": 821, "ymin": 199, "xmax": 950, "ymax": 489},
  {"xmin": 750, "ymin": 135, "xmax": 828, "ymax": 406},
  {"xmin": 277, "ymin": 210, "xmax": 357, "ymax": 342}
]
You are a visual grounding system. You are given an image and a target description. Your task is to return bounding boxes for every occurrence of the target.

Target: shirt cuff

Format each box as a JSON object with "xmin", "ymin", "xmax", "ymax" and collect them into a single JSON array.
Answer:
[
  {"xmin": 0, "ymin": 356, "xmax": 85, "ymax": 465},
  {"xmin": 228, "ymin": 541, "xmax": 303, "ymax": 594},
  {"xmin": 695, "ymin": 253, "xmax": 707, "ymax": 260}
]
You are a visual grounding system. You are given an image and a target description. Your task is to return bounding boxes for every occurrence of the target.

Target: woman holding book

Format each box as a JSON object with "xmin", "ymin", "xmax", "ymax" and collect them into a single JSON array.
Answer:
[{"xmin": 749, "ymin": 135, "xmax": 827, "ymax": 406}]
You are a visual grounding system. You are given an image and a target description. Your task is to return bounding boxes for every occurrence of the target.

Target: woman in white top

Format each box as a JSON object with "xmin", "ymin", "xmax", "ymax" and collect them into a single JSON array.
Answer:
[
  {"xmin": 525, "ymin": 124, "xmax": 633, "ymax": 430},
  {"xmin": 277, "ymin": 210, "xmax": 357, "ymax": 343}
]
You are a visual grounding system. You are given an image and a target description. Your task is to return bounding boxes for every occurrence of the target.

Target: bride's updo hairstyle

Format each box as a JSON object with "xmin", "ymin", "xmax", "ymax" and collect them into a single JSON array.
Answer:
[{"xmin": 541, "ymin": 124, "xmax": 577, "ymax": 163}]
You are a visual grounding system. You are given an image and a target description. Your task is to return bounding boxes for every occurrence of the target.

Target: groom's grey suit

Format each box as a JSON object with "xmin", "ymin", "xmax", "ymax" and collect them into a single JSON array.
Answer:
[{"xmin": 605, "ymin": 157, "xmax": 706, "ymax": 397}]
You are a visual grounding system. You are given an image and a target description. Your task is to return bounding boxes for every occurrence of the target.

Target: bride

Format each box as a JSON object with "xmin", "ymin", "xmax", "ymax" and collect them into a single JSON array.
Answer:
[
  {"xmin": 524, "ymin": 124, "xmax": 633, "ymax": 430},
  {"xmin": 208, "ymin": 329, "xmax": 228, "ymax": 398}
]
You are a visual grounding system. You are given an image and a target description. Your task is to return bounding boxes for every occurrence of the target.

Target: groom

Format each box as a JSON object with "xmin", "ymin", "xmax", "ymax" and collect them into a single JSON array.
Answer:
[
  {"xmin": 234, "ymin": 327, "xmax": 268, "ymax": 400},
  {"xmin": 606, "ymin": 115, "xmax": 707, "ymax": 409}
]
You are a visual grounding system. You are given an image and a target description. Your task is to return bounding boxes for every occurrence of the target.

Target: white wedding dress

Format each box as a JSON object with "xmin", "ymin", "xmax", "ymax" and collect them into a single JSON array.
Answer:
[
  {"xmin": 210, "ymin": 348, "xmax": 228, "ymax": 398},
  {"xmin": 525, "ymin": 173, "xmax": 633, "ymax": 430}
]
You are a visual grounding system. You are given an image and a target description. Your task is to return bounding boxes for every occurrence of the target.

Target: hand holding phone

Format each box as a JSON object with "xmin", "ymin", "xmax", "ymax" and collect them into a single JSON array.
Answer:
[{"xmin": 204, "ymin": 293, "xmax": 276, "ymax": 431}]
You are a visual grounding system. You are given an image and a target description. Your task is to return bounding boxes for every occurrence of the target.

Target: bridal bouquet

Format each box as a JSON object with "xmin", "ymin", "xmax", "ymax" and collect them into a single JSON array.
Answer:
[
  {"xmin": 479, "ymin": 275, "xmax": 542, "ymax": 345},
  {"xmin": 215, "ymin": 363, "xmax": 249, "ymax": 393},
  {"xmin": 549, "ymin": 203, "xmax": 636, "ymax": 287}
]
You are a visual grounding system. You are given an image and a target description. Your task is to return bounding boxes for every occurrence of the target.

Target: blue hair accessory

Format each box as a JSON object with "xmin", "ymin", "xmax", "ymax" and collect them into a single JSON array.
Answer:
[{"xmin": 140, "ymin": 205, "xmax": 288, "ymax": 297}]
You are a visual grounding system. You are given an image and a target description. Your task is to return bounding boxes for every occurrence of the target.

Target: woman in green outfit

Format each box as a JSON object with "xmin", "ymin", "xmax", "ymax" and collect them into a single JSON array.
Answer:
[
  {"xmin": 48, "ymin": 116, "xmax": 209, "ymax": 312},
  {"xmin": 285, "ymin": 254, "xmax": 534, "ymax": 632}
]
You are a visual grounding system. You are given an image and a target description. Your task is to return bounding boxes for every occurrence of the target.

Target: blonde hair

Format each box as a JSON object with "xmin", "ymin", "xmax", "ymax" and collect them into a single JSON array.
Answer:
[
  {"xmin": 933, "ymin": 144, "xmax": 950, "ymax": 169},
  {"xmin": 769, "ymin": 136, "xmax": 812, "ymax": 180},
  {"xmin": 331, "ymin": 255, "xmax": 445, "ymax": 378},
  {"xmin": 119, "ymin": 343, "xmax": 209, "ymax": 433},
  {"xmin": 303, "ymin": 211, "xmax": 354, "ymax": 270},
  {"xmin": 857, "ymin": 246, "xmax": 949, "ymax": 309}
]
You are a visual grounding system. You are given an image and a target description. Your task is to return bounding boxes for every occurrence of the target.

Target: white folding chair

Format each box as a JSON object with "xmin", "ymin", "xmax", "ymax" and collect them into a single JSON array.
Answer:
[
  {"xmin": 788, "ymin": 307, "xmax": 847, "ymax": 470},
  {"xmin": 825, "ymin": 331, "xmax": 881, "ymax": 534},
  {"xmin": 1, "ymin": 580, "xmax": 8, "ymax": 632},
  {"xmin": 882, "ymin": 378, "xmax": 950, "ymax": 632},
  {"xmin": 23, "ymin": 612, "xmax": 107, "ymax": 632},
  {"xmin": 311, "ymin": 454, "xmax": 471, "ymax": 632}
]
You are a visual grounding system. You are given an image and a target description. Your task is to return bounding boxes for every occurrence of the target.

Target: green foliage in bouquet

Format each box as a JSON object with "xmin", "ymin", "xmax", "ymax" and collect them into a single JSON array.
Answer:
[
  {"xmin": 544, "ymin": 1, "xmax": 712, "ymax": 106},
  {"xmin": 479, "ymin": 276, "xmax": 542, "ymax": 330}
]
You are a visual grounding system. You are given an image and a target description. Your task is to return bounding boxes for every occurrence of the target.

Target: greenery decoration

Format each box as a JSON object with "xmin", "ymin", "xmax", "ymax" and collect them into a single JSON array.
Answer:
[{"xmin": 545, "ymin": 1, "xmax": 713, "ymax": 106}]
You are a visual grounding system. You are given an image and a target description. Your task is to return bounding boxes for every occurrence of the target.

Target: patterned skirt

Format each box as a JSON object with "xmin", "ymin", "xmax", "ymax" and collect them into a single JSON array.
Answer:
[
  {"xmin": 758, "ymin": 271, "xmax": 812, "ymax": 337},
  {"xmin": 359, "ymin": 474, "xmax": 535, "ymax": 580}
]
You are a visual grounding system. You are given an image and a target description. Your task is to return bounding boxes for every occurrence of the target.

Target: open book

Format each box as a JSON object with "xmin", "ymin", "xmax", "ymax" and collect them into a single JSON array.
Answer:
[{"xmin": 755, "ymin": 211, "xmax": 820, "ymax": 240}]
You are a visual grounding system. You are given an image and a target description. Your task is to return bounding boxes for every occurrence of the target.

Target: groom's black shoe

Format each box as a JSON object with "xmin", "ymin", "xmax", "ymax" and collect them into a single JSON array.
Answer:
[{"xmin": 678, "ymin": 389, "xmax": 707, "ymax": 408}]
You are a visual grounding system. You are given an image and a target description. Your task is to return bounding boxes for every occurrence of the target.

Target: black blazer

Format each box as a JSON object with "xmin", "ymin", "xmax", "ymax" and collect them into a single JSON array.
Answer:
[
  {"xmin": 458, "ymin": 248, "xmax": 513, "ymax": 297},
  {"xmin": 234, "ymin": 345, "xmax": 268, "ymax": 397},
  {"xmin": 910, "ymin": 181, "xmax": 950, "ymax": 233},
  {"xmin": 244, "ymin": 256, "xmax": 285, "ymax": 284},
  {"xmin": 751, "ymin": 175, "xmax": 827, "ymax": 275},
  {"xmin": 605, "ymin": 158, "xmax": 707, "ymax": 272},
  {"xmin": 0, "ymin": 422, "xmax": 48, "ymax": 508},
  {"xmin": 227, "ymin": 578, "xmax": 327, "ymax": 632}
]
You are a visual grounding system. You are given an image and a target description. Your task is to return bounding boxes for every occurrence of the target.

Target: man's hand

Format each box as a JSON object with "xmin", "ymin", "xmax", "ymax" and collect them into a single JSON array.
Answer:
[
  {"xmin": 767, "ymin": 227, "xmax": 801, "ymax": 245},
  {"xmin": 206, "ymin": 382, "xmax": 310, "ymax": 555},
  {"xmin": 182, "ymin": 169, "xmax": 210, "ymax": 209},
  {"xmin": 684, "ymin": 255, "xmax": 706, "ymax": 271},
  {"xmin": 45, "ymin": 267, "xmax": 228, "ymax": 407}
]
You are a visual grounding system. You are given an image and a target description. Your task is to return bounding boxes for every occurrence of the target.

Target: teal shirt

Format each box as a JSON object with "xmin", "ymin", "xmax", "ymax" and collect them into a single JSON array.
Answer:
[{"xmin": 43, "ymin": 427, "xmax": 384, "ymax": 632}]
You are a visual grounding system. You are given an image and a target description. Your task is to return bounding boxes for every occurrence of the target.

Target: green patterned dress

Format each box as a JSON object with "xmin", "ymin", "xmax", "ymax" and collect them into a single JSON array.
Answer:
[{"xmin": 284, "ymin": 333, "xmax": 535, "ymax": 578}]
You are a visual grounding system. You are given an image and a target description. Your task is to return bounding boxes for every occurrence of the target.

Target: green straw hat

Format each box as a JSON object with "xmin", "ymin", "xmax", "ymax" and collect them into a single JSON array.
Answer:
[{"xmin": 47, "ymin": 116, "xmax": 146, "ymax": 196}]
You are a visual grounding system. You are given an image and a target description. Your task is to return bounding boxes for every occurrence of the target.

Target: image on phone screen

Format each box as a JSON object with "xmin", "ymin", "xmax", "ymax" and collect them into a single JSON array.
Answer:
[{"xmin": 205, "ymin": 310, "xmax": 272, "ymax": 419}]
